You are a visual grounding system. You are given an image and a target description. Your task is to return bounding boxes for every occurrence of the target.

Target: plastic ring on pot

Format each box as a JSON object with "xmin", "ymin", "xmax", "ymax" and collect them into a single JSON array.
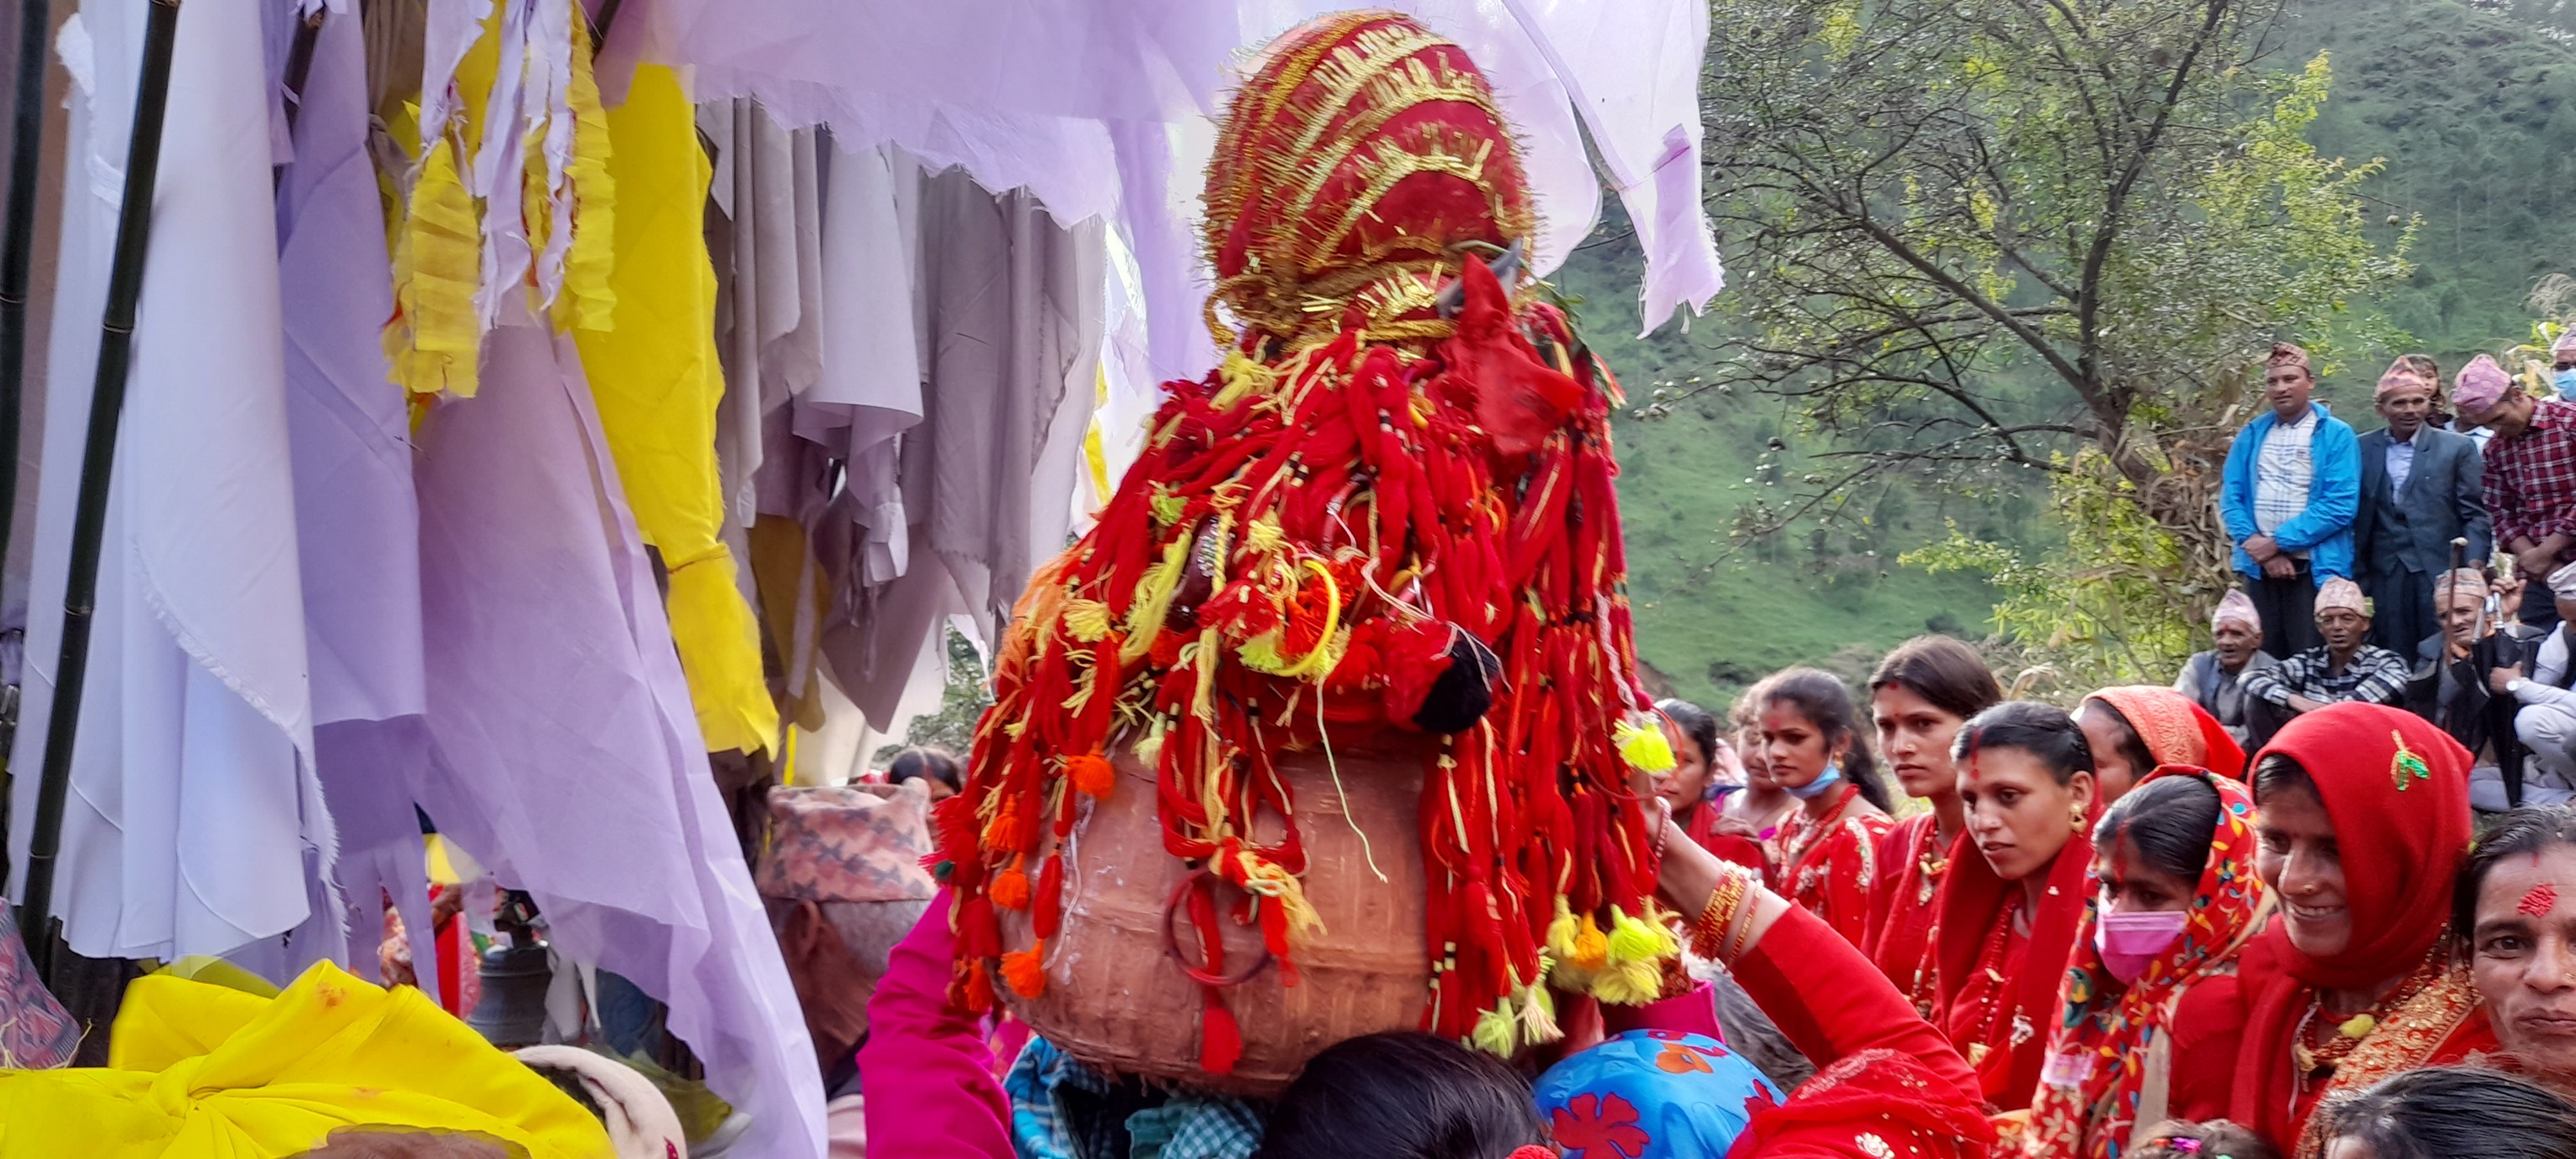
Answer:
[{"xmin": 1161, "ymin": 868, "xmax": 1273, "ymax": 988}]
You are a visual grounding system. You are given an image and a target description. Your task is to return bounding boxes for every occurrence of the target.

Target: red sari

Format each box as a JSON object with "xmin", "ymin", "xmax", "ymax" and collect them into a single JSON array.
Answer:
[
  {"xmin": 1933, "ymin": 825, "xmax": 2094, "ymax": 1112},
  {"xmin": 1679, "ymin": 800, "xmax": 1771, "ymax": 875},
  {"xmin": 2026, "ymin": 768, "xmax": 2267, "ymax": 1159},
  {"xmin": 2226, "ymin": 704, "xmax": 2495, "ymax": 1158},
  {"xmin": 1863, "ymin": 811, "xmax": 1950, "ymax": 1018},
  {"xmin": 1771, "ymin": 785, "xmax": 1891, "ymax": 949}
]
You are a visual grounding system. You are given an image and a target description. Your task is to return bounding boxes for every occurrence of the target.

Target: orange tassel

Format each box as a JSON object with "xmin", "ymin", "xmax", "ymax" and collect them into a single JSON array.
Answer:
[
  {"xmin": 1001, "ymin": 948, "xmax": 1048, "ymax": 998},
  {"xmin": 963, "ymin": 963, "xmax": 996, "ymax": 1013},
  {"xmin": 990, "ymin": 864, "xmax": 1032, "ymax": 911},
  {"xmin": 1200, "ymin": 993, "xmax": 1245, "ymax": 1075},
  {"xmin": 1066, "ymin": 754, "xmax": 1115, "ymax": 799}
]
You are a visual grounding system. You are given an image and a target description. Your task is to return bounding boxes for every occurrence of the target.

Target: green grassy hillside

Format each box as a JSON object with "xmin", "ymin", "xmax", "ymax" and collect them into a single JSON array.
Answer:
[{"xmin": 2290, "ymin": 0, "xmax": 2576, "ymax": 366}]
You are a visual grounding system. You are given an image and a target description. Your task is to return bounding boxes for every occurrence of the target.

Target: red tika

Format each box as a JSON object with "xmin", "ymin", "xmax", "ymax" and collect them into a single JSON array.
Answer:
[
  {"xmin": 1771, "ymin": 785, "xmax": 1891, "ymax": 949},
  {"xmin": 1863, "ymin": 811, "xmax": 1950, "ymax": 1019}
]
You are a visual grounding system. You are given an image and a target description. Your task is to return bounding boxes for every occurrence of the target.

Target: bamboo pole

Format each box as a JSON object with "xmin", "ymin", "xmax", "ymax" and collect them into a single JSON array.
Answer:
[
  {"xmin": 19, "ymin": 0, "xmax": 184, "ymax": 956},
  {"xmin": 0, "ymin": 0, "xmax": 53, "ymax": 606}
]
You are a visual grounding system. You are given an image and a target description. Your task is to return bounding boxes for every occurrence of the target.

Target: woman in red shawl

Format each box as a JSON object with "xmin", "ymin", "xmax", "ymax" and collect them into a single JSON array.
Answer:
[
  {"xmin": 1935, "ymin": 701, "xmax": 2098, "ymax": 1112},
  {"xmin": 1752, "ymin": 669, "xmax": 1896, "ymax": 948},
  {"xmin": 1864, "ymin": 636, "xmax": 2004, "ymax": 1017},
  {"xmin": 2076, "ymin": 685, "xmax": 2248, "ymax": 803},
  {"xmin": 2025, "ymin": 768, "xmax": 2269, "ymax": 1157},
  {"xmin": 2228, "ymin": 702, "xmax": 2493, "ymax": 1158}
]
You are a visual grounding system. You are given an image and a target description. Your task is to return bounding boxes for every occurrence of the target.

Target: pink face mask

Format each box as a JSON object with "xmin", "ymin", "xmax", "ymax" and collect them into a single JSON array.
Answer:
[{"xmin": 2093, "ymin": 909, "xmax": 2189, "ymax": 984}]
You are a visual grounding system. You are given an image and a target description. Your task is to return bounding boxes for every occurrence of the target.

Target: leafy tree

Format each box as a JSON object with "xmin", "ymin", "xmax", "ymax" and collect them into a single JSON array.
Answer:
[{"xmin": 1688, "ymin": 0, "xmax": 2415, "ymax": 676}]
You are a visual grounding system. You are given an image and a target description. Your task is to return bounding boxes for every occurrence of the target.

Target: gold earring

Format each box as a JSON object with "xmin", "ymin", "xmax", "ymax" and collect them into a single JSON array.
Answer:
[{"xmin": 2069, "ymin": 804, "xmax": 2086, "ymax": 832}]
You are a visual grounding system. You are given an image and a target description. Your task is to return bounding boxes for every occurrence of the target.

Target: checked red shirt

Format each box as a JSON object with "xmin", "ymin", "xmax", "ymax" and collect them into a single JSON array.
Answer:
[{"xmin": 2485, "ymin": 397, "xmax": 2576, "ymax": 567}]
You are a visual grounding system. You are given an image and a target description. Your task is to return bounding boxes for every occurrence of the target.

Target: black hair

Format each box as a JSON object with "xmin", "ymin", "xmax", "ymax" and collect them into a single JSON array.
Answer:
[
  {"xmin": 1951, "ymin": 701, "xmax": 2094, "ymax": 785},
  {"xmin": 2453, "ymin": 805, "xmax": 2576, "ymax": 959},
  {"xmin": 2124, "ymin": 1119, "xmax": 2279, "ymax": 1159},
  {"xmin": 1254, "ymin": 1031, "xmax": 1544, "ymax": 1159},
  {"xmin": 1868, "ymin": 635, "xmax": 2004, "ymax": 722},
  {"xmin": 2078, "ymin": 700, "xmax": 2157, "ymax": 783},
  {"xmin": 2323, "ymin": 1066, "xmax": 2576, "ymax": 1159},
  {"xmin": 888, "ymin": 747, "xmax": 964, "ymax": 793},
  {"xmin": 1656, "ymin": 697, "xmax": 1721, "ymax": 769},
  {"xmin": 2094, "ymin": 774, "xmax": 2221, "ymax": 885},
  {"xmin": 2250, "ymin": 752, "xmax": 2314, "ymax": 803},
  {"xmin": 1749, "ymin": 667, "xmax": 1892, "ymax": 813}
]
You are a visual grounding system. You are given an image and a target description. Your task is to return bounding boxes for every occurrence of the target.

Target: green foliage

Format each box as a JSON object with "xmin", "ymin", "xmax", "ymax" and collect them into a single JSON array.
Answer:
[
  {"xmin": 1902, "ymin": 456, "xmax": 2203, "ymax": 695},
  {"xmin": 870, "ymin": 627, "xmax": 992, "ymax": 767}
]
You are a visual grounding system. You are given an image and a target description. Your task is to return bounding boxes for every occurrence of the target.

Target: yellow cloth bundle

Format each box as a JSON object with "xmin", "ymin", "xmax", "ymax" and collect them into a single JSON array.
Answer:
[{"xmin": 0, "ymin": 962, "xmax": 612, "ymax": 1157}]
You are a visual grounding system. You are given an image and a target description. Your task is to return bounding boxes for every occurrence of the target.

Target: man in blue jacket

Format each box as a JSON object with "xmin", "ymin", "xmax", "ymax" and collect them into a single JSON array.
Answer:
[{"xmin": 2221, "ymin": 343, "xmax": 2361, "ymax": 660}]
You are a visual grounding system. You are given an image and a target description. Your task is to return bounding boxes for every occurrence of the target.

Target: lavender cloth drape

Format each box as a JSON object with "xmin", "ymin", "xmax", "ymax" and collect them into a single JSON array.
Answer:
[{"xmin": 414, "ymin": 315, "xmax": 824, "ymax": 1159}]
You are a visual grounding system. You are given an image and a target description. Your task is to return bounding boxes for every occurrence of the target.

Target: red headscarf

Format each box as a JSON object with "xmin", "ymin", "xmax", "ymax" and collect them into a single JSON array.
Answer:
[
  {"xmin": 2085, "ymin": 686, "xmax": 2248, "ymax": 778},
  {"xmin": 2230, "ymin": 703, "xmax": 2476, "ymax": 1145},
  {"xmin": 2026, "ymin": 767, "xmax": 2266, "ymax": 1158},
  {"xmin": 1933, "ymin": 783, "xmax": 2096, "ymax": 1110}
]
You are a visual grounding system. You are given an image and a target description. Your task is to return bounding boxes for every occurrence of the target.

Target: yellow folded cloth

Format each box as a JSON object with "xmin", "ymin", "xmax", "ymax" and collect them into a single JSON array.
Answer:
[{"xmin": 0, "ymin": 961, "xmax": 612, "ymax": 1158}]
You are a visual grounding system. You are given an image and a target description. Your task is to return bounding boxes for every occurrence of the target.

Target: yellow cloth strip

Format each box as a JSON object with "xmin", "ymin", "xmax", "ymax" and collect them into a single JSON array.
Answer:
[{"xmin": 571, "ymin": 66, "xmax": 780, "ymax": 756}]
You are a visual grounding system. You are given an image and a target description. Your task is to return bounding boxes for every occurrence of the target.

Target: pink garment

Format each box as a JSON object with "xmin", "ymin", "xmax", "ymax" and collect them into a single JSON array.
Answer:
[{"xmin": 860, "ymin": 893, "xmax": 1014, "ymax": 1158}]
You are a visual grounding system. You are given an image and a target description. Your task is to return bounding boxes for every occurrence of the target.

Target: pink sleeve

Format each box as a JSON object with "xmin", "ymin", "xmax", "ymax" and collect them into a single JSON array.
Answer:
[
  {"xmin": 860, "ymin": 892, "xmax": 1016, "ymax": 1159},
  {"xmin": 1599, "ymin": 981, "xmax": 1725, "ymax": 1040}
]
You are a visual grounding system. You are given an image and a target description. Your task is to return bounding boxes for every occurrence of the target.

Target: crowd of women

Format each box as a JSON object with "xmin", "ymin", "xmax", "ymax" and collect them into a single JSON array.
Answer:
[{"xmin": 855, "ymin": 634, "xmax": 2576, "ymax": 1159}]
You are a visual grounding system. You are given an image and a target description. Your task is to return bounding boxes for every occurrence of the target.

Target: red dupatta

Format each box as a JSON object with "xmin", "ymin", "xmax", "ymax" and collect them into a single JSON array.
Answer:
[
  {"xmin": 2026, "ymin": 767, "xmax": 2266, "ymax": 1159},
  {"xmin": 1933, "ymin": 823, "xmax": 2093, "ymax": 1112},
  {"xmin": 2226, "ymin": 704, "xmax": 2487, "ymax": 1156},
  {"xmin": 2086, "ymin": 686, "xmax": 2248, "ymax": 778}
]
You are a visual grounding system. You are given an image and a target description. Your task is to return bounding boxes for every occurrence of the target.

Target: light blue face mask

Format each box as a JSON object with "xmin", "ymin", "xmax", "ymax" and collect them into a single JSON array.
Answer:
[
  {"xmin": 2554, "ymin": 367, "xmax": 2576, "ymax": 398},
  {"xmin": 1785, "ymin": 761, "xmax": 1844, "ymax": 799}
]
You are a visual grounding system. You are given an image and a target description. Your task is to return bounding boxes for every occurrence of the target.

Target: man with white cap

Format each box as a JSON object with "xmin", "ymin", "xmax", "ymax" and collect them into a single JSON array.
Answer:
[
  {"xmin": 2456, "ymin": 352, "xmax": 2576, "ymax": 631},
  {"xmin": 2487, "ymin": 561, "xmax": 2576, "ymax": 810},
  {"xmin": 2355, "ymin": 360, "xmax": 2489, "ymax": 656},
  {"xmin": 2174, "ymin": 588, "xmax": 2280, "ymax": 747},
  {"xmin": 2242, "ymin": 577, "xmax": 2412, "ymax": 745}
]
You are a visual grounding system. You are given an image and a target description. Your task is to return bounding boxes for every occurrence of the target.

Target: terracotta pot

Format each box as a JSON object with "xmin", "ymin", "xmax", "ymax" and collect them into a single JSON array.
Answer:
[{"xmin": 999, "ymin": 734, "xmax": 1432, "ymax": 1095}]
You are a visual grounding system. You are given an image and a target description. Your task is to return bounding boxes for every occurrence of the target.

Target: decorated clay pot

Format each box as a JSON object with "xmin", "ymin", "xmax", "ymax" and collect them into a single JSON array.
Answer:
[{"xmin": 998, "ymin": 734, "xmax": 1432, "ymax": 1095}]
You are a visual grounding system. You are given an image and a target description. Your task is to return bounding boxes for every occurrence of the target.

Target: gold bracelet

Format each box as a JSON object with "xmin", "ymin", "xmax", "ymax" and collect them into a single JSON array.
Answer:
[
  {"xmin": 1719, "ymin": 893, "xmax": 1758, "ymax": 964},
  {"xmin": 1692, "ymin": 866, "xmax": 1750, "ymax": 960}
]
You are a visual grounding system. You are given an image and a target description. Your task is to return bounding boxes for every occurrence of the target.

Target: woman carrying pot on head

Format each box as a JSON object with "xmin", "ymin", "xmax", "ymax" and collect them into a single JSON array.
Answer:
[
  {"xmin": 2025, "ymin": 769, "xmax": 2270, "ymax": 1157},
  {"xmin": 2226, "ymin": 703, "xmax": 2493, "ymax": 1158},
  {"xmin": 2453, "ymin": 805, "xmax": 2576, "ymax": 1098},
  {"xmin": 1864, "ymin": 635, "xmax": 2004, "ymax": 1017},
  {"xmin": 1655, "ymin": 697, "xmax": 1766, "ymax": 874},
  {"xmin": 2076, "ymin": 686, "xmax": 2248, "ymax": 803},
  {"xmin": 1934, "ymin": 701, "xmax": 2100, "ymax": 1112},
  {"xmin": 1750, "ymin": 669, "xmax": 1896, "ymax": 948}
]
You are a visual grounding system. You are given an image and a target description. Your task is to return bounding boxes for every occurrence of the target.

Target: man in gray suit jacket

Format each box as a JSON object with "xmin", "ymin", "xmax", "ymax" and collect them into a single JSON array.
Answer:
[{"xmin": 2356, "ymin": 363, "xmax": 2491, "ymax": 654}]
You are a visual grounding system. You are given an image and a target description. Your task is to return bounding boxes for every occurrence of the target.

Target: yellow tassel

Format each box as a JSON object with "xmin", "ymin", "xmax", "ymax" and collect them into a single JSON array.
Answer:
[
  {"xmin": 1234, "ymin": 851, "xmax": 1327, "ymax": 947},
  {"xmin": 1616, "ymin": 718, "xmax": 1677, "ymax": 774},
  {"xmin": 1133, "ymin": 717, "xmax": 1168, "ymax": 769},
  {"xmin": 1212, "ymin": 350, "xmax": 1280, "ymax": 409},
  {"xmin": 1591, "ymin": 959, "xmax": 1664, "ymax": 1005},
  {"xmin": 1606, "ymin": 907, "xmax": 1662, "ymax": 964},
  {"xmin": 1571, "ymin": 914, "xmax": 1609, "ymax": 972},
  {"xmin": 1244, "ymin": 512, "xmax": 1288, "ymax": 555},
  {"xmin": 1120, "ymin": 533, "xmax": 1195, "ymax": 663},
  {"xmin": 1471, "ymin": 1003, "xmax": 1519, "ymax": 1057},
  {"xmin": 1520, "ymin": 985, "xmax": 1562, "ymax": 1045},
  {"xmin": 1062, "ymin": 598, "xmax": 1114, "ymax": 643},
  {"xmin": 1544, "ymin": 899, "xmax": 1579, "ymax": 962},
  {"xmin": 1149, "ymin": 488, "xmax": 1187, "ymax": 527}
]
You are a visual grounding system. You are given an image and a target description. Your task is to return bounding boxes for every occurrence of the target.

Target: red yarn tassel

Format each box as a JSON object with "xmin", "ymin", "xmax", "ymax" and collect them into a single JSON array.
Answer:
[
  {"xmin": 1033, "ymin": 853, "xmax": 1066, "ymax": 940},
  {"xmin": 1200, "ymin": 988, "xmax": 1245, "ymax": 1075}
]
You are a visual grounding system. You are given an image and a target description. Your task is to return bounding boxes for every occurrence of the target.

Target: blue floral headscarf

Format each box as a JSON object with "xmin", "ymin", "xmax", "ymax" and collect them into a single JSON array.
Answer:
[{"xmin": 1532, "ymin": 1030, "xmax": 1783, "ymax": 1159}]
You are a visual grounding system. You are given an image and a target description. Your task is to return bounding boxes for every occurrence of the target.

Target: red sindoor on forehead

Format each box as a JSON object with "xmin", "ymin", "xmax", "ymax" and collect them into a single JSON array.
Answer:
[{"xmin": 2519, "ymin": 881, "xmax": 2560, "ymax": 918}]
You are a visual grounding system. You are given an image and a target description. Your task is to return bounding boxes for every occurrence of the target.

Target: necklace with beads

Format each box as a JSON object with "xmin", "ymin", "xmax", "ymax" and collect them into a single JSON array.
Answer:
[
  {"xmin": 1963, "ymin": 896, "xmax": 2030, "ymax": 1069},
  {"xmin": 2291, "ymin": 941, "xmax": 2448, "ymax": 1095}
]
